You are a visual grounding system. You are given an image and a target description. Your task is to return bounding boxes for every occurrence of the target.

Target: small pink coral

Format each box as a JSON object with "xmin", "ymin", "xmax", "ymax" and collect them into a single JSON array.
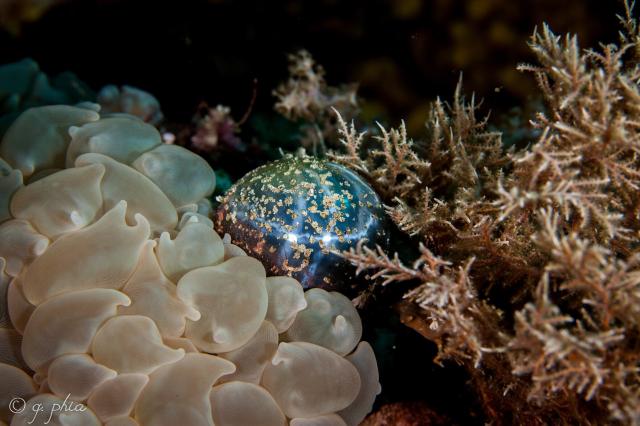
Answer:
[{"xmin": 190, "ymin": 104, "xmax": 245, "ymax": 152}]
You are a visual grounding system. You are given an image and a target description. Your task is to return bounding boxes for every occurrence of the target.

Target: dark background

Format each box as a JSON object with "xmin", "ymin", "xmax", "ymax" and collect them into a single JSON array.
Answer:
[
  {"xmin": 0, "ymin": 0, "xmax": 622, "ymax": 135},
  {"xmin": 0, "ymin": 1, "xmax": 627, "ymax": 422}
]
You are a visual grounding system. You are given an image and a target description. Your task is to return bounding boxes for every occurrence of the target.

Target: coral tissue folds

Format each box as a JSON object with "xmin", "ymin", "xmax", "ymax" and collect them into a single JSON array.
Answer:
[{"xmin": 0, "ymin": 104, "xmax": 380, "ymax": 426}]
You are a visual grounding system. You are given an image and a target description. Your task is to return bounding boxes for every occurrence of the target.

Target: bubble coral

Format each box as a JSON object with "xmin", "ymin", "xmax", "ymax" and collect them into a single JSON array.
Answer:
[
  {"xmin": 0, "ymin": 104, "xmax": 380, "ymax": 426},
  {"xmin": 0, "ymin": 59, "xmax": 94, "ymax": 137},
  {"xmin": 97, "ymin": 85, "xmax": 164, "ymax": 126}
]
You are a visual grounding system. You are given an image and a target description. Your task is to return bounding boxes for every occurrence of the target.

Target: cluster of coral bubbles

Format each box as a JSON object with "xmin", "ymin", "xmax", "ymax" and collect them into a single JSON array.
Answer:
[{"xmin": 0, "ymin": 104, "xmax": 379, "ymax": 426}]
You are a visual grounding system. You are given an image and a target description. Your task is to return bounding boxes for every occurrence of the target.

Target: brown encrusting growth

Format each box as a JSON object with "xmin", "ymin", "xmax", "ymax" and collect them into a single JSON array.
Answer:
[
  {"xmin": 311, "ymin": 3, "xmax": 640, "ymax": 424},
  {"xmin": 361, "ymin": 401, "xmax": 450, "ymax": 426}
]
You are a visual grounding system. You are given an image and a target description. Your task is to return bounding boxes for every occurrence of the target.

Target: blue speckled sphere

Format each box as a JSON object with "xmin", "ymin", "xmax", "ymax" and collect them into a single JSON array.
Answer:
[{"xmin": 215, "ymin": 156, "xmax": 390, "ymax": 293}]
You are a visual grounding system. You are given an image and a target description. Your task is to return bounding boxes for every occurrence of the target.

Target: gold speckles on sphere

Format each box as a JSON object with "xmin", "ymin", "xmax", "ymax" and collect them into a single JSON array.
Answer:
[{"xmin": 215, "ymin": 156, "xmax": 390, "ymax": 292}]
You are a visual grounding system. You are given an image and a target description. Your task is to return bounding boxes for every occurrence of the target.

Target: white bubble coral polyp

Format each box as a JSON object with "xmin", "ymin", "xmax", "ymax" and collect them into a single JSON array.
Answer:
[{"xmin": 0, "ymin": 104, "xmax": 380, "ymax": 426}]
